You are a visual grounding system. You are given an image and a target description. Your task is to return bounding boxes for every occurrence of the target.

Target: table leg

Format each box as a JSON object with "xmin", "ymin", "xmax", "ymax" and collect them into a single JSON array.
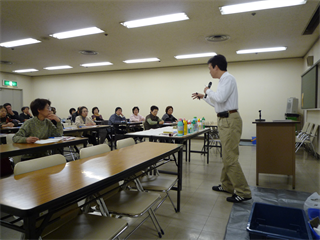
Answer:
[
  {"xmin": 188, "ymin": 139, "xmax": 191, "ymax": 162},
  {"xmin": 292, "ymin": 174, "xmax": 295, "ymax": 189},
  {"xmin": 177, "ymin": 146, "xmax": 182, "ymax": 212},
  {"xmin": 208, "ymin": 133, "xmax": 209, "ymax": 164},
  {"xmin": 185, "ymin": 141, "xmax": 188, "ymax": 162},
  {"xmin": 24, "ymin": 214, "xmax": 39, "ymax": 239}
]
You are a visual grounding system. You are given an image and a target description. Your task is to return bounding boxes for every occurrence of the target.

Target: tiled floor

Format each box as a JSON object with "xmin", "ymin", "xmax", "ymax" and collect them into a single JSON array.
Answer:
[{"xmin": 1, "ymin": 140, "xmax": 319, "ymax": 240}]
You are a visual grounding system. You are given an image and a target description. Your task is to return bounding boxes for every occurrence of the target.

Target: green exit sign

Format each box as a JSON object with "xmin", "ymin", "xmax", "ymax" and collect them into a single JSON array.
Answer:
[{"xmin": 3, "ymin": 80, "xmax": 17, "ymax": 87}]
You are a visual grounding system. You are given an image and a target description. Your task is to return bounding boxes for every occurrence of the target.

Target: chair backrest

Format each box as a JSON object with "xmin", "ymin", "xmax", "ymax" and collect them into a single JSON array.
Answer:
[
  {"xmin": 101, "ymin": 120, "xmax": 109, "ymax": 125},
  {"xmin": 301, "ymin": 122, "xmax": 310, "ymax": 133},
  {"xmin": 305, "ymin": 123, "xmax": 314, "ymax": 134},
  {"xmin": 310, "ymin": 124, "xmax": 319, "ymax": 141},
  {"xmin": 80, "ymin": 144, "xmax": 111, "ymax": 159},
  {"xmin": 6, "ymin": 133, "xmax": 15, "ymax": 144},
  {"xmin": 5, "ymin": 134, "xmax": 22, "ymax": 165},
  {"xmin": 14, "ymin": 154, "xmax": 66, "ymax": 175},
  {"xmin": 116, "ymin": 138, "xmax": 135, "ymax": 149}
]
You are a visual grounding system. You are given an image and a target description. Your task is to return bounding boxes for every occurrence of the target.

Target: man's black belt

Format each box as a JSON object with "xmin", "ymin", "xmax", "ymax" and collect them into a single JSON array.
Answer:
[{"xmin": 217, "ymin": 110, "xmax": 237, "ymax": 118}]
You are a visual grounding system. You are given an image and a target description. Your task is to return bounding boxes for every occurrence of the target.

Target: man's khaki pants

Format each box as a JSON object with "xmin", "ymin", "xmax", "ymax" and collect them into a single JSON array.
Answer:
[{"xmin": 218, "ymin": 112, "xmax": 251, "ymax": 198}]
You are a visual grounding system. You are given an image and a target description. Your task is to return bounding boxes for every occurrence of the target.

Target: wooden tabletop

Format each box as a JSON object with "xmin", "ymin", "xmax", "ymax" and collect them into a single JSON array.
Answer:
[
  {"xmin": 0, "ymin": 137, "xmax": 87, "ymax": 158},
  {"xmin": 0, "ymin": 142, "xmax": 182, "ymax": 215}
]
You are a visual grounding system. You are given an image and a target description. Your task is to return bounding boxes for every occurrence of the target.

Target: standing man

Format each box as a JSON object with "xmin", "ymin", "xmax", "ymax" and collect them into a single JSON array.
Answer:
[{"xmin": 191, "ymin": 54, "xmax": 251, "ymax": 203}]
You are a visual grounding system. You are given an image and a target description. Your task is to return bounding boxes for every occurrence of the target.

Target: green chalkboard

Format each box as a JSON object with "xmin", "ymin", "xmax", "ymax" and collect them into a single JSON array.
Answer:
[{"xmin": 301, "ymin": 66, "xmax": 317, "ymax": 109}]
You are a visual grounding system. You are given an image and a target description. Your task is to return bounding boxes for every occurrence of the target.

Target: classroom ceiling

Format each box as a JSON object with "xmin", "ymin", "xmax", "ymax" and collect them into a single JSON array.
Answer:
[{"xmin": 0, "ymin": 0, "xmax": 319, "ymax": 77}]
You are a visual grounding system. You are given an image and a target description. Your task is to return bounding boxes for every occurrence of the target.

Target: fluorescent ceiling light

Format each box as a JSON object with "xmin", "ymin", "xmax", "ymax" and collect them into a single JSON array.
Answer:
[
  {"xmin": 0, "ymin": 38, "xmax": 41, "ymax": 48},
  {"xmin": 175, "ymin": 52, "xmax": 217, "ymax": 59},
  {"xmin": 220, "ymin": 0, "xmax": 307, "ymax": 15},
  {"xmin": 80, "ymin": 62, "xmax": 113, "ymax": 67},
  {"xmin": 44, "ymin": 65, "xmax": 73, "ymax": 70},
  {"xmin": 236, "ymin": 47, "xmax": 287, "ymax": 54},
  {"xmin": 123, "ymin": 58, "xmax": 160, "ymax": 64},
  {"xmin": 121, "ymin": 13, "xmax": 189, "ymax": 28},
  {"xmin": 50, "ymin": 27, "xmax": 104, "ymax": 39},
  {"xmin": 13, "ymin": 69, "xmax": 38, "ymax": 73}
]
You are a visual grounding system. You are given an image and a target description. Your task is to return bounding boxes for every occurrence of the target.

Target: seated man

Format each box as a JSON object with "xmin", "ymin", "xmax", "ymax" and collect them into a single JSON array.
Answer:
[
  {"xmin": 144, "ymin": 105, "xmax": 164, "ymax": 130},
  {"xmin": 4, "ymin": 103, "xmax": 23, "ymax": 122},
  {"xmin": 71, "ymin": 106, "xmax": 82, "ymax": 123},
  {"xmin": 67, "ymin": 108, "xmax": 76, "ymax": 120},
  {"xmin": 20, "ymin": 106, "xmax": 33, "ymax": 122},
  {"xmin": 109, "ymin": 107, "xmax": 127, "ymax": 134},
  {"xmin": 0, "ymin": 105, "xmax": 19, "ymax": 128},
  {"xmin": 13, "ymin": 98, "xmax": 63, "ymax": 160}
]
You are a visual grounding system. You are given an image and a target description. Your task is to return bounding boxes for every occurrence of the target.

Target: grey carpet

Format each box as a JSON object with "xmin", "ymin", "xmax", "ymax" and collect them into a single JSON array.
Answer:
[{"xmin": 224, "ymin": 186, "xmax": 311, "ymax": 240}]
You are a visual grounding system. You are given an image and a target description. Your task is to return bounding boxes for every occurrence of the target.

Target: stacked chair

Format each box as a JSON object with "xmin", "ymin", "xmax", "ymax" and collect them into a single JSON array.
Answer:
[{"xmin": 295, "ymin": 122, "xmax": 319, "ymax": 158}]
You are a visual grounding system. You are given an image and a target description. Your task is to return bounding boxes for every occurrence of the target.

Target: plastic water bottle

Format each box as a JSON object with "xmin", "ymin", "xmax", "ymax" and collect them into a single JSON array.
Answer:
[
  {"xmin": 193, "ymin": 119, "xmax": 198, "ymax": 132},
  {"xmin": 177, "ymin": 120, "xmax": 184, "ymax": 136},
  {"xmin": 190, "ymin": 120, "xmax": 194, "ymax": 133},
  {"xmin": 202, "ymin": 117, "xmax": 206, "ymax": 129}
]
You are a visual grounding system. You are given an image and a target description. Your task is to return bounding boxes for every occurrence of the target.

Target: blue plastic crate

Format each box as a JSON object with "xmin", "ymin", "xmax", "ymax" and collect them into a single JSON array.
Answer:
[
  {"xmin": 308, "ymin": 208, "xmax": 320, "ymax": 240},
  {"xmin": 247, "ymin": 202, "xmax": 312, "ymax": 240}
]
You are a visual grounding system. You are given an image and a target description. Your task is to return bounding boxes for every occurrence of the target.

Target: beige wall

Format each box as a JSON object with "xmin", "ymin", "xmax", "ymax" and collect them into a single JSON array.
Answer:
[
  {"xmin": 0, "ymin": 72, "xmax": 33, "ymax": 106},
  {"xmin": 29, "ymin": 58, "xmax": 303, "ymax": 139},
  {"xmin": 303, "ymin": 38, "xmax": 320, "ymax": 72}
]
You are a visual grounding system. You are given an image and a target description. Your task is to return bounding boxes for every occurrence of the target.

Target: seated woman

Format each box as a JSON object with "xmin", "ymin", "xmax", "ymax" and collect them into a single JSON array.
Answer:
[
  {"xmin": 162, "ymin": 106, "xmax": 178, "ymax": 123},
  {"xmin": 129, "ymin": 106, "xmax": 145, "ymax": 131},
  {"xmin": 20, "ymin": 106, "xmax": 33, "ymax": 122},
  {"xmin": 75, "ymin": 106, "xmax": 98, "ymax": 145},
  {"xmin": 0, "ymin": 105, "xmax": 19, "ymax": 128},
  {"xmin": 129, "ymin": 106, "xmax": 145, "ymax": 122},
  {"xmin": 129, "ymin": 106, "xmax": 144, "ymax": 141},
  {"xmin": 144, "ymin": 105, "xmax": 164, "ymax": 130},
  {"xmin": 109, "ymin": 107, "xmax": 127, "ymax": 134},
  {"xmin": 12, "ymin": 99, "xmax": 63, "ymax": 160},
  {"xmin": 91, "ymin": 107, "xmax": 103, "ymax": 121}
]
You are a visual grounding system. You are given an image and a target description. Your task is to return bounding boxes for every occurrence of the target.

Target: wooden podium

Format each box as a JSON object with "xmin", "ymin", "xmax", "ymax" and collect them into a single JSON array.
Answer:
[{"xmin": 253, "ymin": 121, "xmax": 299, "ymax": 189}]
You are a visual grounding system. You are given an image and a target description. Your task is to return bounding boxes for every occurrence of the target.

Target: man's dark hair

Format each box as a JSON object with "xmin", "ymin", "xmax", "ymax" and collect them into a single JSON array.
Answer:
[
  {"xmin": 3, "ymin": 103, "xmax": 11, "ymax": 109},
  {"xmin": 69, "ymin": 108, "xmax": 76, "ymax": 115},
  {"xmin": 165, "ymin": 106, "xmax": 173, "ymax": 114},
  {"xmin": 207, "ymin": 54, "xmax": 227, "ymax": 71},
  {"xmin": 132, "ymin": 106, "xmax": 139, "ymax": 113},
  {"xmin": 21, "ymin": 106, "xmax": 29, "ymax": 112},
  {"xmin": 92, "ymin": 107, "xmax": 99, "ymax": 114},
  {"xmin": 79, "ymin": 106, "xmax": 88, "ymax": 115},
  {"xmin": 30, "ymin": 98, "xmax": 51, "ymax": 116},
  {"xmin": 150, "ymin": 105, "xmax": 158, "ymax": 112},
  {"xmin": 115, "ymin": 107, "xmax": 122, "ymax": 113}
]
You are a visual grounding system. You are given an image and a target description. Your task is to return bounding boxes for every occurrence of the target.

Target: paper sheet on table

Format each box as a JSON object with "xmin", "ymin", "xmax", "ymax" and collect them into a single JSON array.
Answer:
[{"xmin": 34, "ymin": 138, "xmax": 62, "ymax": 144}]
